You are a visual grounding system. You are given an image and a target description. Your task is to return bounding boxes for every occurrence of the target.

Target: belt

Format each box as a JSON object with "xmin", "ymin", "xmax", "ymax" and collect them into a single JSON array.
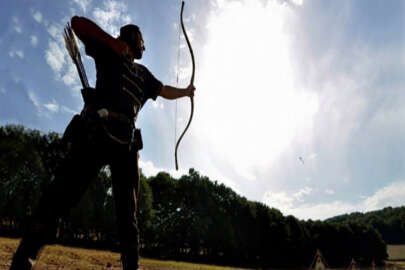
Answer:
[
  {"xmin": 96, "ymin": 108, "xmax": 132, "ymax": 124},
  {"xmin": 82, "ymin": 105, "xmax": 133, "ymax": 124},
  {"xmin": 82, "ymin": 106, "xmax": 135, "ymax": 145}
]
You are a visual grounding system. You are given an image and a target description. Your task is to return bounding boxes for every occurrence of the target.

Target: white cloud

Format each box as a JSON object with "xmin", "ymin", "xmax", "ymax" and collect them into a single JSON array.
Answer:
[
  {"xmin": 61, "ymin": 105, "xmax": 79, "ymax": 115},
  {"xmin": 293, "ymin": 186, "xmax": 312, "ymax": 200},
  {"xmin": 15, "ymin": 51, "xmax": 24, "ymax": 58},
  {"xmin": 92, "ymin": 0, "xmax": 132, "ymax": 36},
  {"xmin": 43, "ymin": 21, "xmax": 84, "ymax": 89},
  {"xmin": 9, "ymin": 50, "xmax": 24, "ymax": 59},
  {"xmin": 47, "ymin": 24, "xmax": 61, "ymax": 40},
  {"xmin": 264, "ymin": 186, "xmax": 312, "ymax": 211},
  {"xmin": 140, "ymin": 158, "xmax": 242, "ymax": 196},
  {"xmin": 32, "ymin": 10, "xmax": 43, "ymax": 23},
  {"xmin": 43, "ymin": 101, "xmax": 60, "ymax": 113},
  {"xmin": 12, "ymin": 16, "xmax": 22, "ymax": 34},
  {"xmin": 263, "ymin": 180, "xmax": 405, "ymax": 220},
  {"xmin": 62, "ymin": 63, "xmax": 78, "ymax": 86},
  {"xmin": 291, "ymin": 201, "xmax": 358, "ymax": 220},
  {"xmin": 139, "ymin": 159, "xmax": 187, "ymax": 179},
  {"xmin": 27, "ymin": 90, "xmax": 41, "ymax": 113},
  {"xmin": 290, "ymin": 0, "xmax": 303, "ymax": 6},
  {"xmin": 30, "ymin": 35, "xmax": 39, "ymax": 47},
  {"xmin": 73, "ymin": 0, "xmax": 92, "ymax": 13},
  {"xmin": 14, "ymin": 26, "xmax": 22, "ymax": 34},
  {"xmin": 27, "ymin": 91, "xmax": 65, "ymax": 117},
  {"xmin": 263, "ymin": 190, "xmax": 295, "ymax": 209},
  {"xmin": 363, "ymin": 181, "xmax": 405, "ymax": 211},
  {"xmin": 45, "ymin": 41, "xmax": 66, "ymax": 73},
  {"xmin": 139, "ymin": 158, "xmax": 245, "ymax": 194},
  {"xmin": 0, "ymin": 86, "xmax": 6, "ymax": 94},
  {"xmin": 263, "ymin": 189, "xmax": 356, "ymax": 220},
  {"xmin": 325, "ymin": 189, "xmax": 335, "ymax": 195}
]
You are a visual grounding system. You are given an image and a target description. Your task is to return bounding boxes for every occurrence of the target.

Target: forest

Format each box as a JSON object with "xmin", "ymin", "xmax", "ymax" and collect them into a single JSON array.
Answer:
[
  {"xmin": 0, "ymin": 124, "xmax": 391, "ymax": 268},
  {"xmin": 327, "ymin": 206, "xmax": 405, "ymax": 245}
]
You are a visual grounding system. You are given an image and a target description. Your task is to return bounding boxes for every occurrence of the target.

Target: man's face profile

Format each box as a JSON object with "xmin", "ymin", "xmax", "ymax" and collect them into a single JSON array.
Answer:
[{"xmin": 130, "ymin": 31, "xmax": 145, "ymax": 60}]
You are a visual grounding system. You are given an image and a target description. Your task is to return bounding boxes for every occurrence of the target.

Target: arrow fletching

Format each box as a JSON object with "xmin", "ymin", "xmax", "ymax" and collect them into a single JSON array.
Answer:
[{"xmin": 63, "ymin": 23, "xmax": 89, "ymax": 88}]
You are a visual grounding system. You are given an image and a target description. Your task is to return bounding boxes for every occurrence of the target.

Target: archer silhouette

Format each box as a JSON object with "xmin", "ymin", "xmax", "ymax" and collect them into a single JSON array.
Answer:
[{"xmin": 10, "ymin": 16, "xmax": 195, "ymax": 270}]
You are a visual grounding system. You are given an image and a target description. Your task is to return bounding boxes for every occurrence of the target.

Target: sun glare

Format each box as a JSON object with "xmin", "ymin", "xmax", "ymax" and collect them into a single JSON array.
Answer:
[{"xmin": 195, "ymin": 0, "xmax": 318, "ymax": 181}]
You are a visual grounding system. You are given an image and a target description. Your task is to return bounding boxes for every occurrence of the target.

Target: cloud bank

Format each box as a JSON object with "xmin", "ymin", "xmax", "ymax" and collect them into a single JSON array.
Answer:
[{"xmin": 263, "ymin": 181, "xmax": 405, "ymax": 220}]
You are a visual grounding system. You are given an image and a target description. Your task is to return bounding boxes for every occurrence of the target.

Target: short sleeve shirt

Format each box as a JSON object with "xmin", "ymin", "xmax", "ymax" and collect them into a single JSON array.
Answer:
[{"xmin": 84, "ymin": 39, "xmax": 162, "ymax": 119}]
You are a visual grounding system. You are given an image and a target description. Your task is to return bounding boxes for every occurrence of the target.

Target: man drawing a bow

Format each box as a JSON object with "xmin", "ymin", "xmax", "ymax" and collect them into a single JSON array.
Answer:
[{"xmin": 10, "ymin": 15, "xmax": 195, "ymax": 270}]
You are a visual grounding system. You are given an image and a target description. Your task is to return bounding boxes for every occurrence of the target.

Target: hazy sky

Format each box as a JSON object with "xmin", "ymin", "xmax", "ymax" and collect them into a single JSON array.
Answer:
[{"xmin": 1, "ymin": 0, "xmax": 405, "ymax": 220}]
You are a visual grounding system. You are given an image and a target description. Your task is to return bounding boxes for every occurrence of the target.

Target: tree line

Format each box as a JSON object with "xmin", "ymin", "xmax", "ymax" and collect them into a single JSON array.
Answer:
[
  {"xmin": 0, "ymin": 124, "xmax": 388, "ymax": 268},
  {"xmin": 327, "ymin": 206, "xmax": 405, "ymax": 244}
]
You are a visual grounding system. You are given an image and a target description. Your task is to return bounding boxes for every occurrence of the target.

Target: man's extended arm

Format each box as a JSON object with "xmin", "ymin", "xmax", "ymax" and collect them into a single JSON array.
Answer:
[
  {"xmin": 159, "ymin": 84, "xmax": 195, "ymax": 100},
  {"xmin": 71, "ymin": 16, "xmax": 129, "ymax": 56}
]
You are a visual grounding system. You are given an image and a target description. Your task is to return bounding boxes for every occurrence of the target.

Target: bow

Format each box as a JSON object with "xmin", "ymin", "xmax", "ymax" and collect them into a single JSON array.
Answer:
[{"xmin": 175, "ymin": 1, "xmax": 195, "ymax": 170}]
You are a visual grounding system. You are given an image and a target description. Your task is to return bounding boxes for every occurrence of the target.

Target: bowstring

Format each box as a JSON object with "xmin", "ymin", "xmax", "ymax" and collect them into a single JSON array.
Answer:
[{"xmin": 174, "ymin": 18, "xmax": 181, "ymax": 149}]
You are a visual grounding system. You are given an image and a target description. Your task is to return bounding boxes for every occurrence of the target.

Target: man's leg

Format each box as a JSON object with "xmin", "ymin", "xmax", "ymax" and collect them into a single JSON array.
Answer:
[
  {"xmin": 9, "ymin": 142, "xmax": 103, "ymax": 269},
  {"xmin": 110, "ymin": 147, "xmax": 140, "ymax": 270}
]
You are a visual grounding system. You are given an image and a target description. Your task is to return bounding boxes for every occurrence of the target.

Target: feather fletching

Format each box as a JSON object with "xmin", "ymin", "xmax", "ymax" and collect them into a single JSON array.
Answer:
[{"xmin": 63, "ymin": 23, "xmax": 89, "ymax": 88}]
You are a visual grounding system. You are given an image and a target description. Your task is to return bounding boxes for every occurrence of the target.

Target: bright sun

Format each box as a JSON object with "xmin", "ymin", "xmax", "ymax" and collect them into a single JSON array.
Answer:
[{"xmin": 195, "ymin": 0, "xmax": 318, "ymax": 181}]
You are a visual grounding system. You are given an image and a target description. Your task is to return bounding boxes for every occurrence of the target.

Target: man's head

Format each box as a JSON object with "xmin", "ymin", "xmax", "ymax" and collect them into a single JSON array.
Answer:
[{"xmin": 119, "ymin": 24, "xmax": 145, "ymax": 59}]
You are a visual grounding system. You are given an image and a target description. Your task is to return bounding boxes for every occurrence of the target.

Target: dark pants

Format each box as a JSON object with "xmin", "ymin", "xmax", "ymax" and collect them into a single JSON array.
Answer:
[{"xmin": 10, "ymin": 115, "xmax": 141, "ymax": 270}]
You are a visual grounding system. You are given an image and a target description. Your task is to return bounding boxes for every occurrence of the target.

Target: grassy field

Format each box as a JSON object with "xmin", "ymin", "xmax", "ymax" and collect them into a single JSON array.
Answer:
[
  {"xmin": 1, "ymin": 237, "xmax": 405, "ymax": 269},
  {"xmin": 387, "ymin": 245, "xmax": 405, "ymax": 261},
  {"xmin": 0, "ymin": 237, "xmax": 250, "ymax": 270},
  {"xmin": 386, "ymin": 245, "xmax": 405, "ymax": 270}
]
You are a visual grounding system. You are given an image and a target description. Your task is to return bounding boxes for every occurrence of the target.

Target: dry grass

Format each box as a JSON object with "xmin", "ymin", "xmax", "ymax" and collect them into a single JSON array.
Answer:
[
  {"xmin": 385, "ymin": 261, "xmax": 405, "ymax": 270},
  {"xmin": 387, "ymin": 245, "xmax": 405, "ymax": 261},
  {"xmin": 0, "ymin": 237, "xmax": 250, "ymax": 270},
  {"xmin": 2, "ymin": 237, "xmax": 405, "ymax": 270}
]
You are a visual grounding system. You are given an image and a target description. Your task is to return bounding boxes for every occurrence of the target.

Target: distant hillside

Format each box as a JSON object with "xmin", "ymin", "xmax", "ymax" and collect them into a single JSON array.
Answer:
[{"xmin": 327, "ymin": 206, "xmax": 405, "ymax": 244}]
